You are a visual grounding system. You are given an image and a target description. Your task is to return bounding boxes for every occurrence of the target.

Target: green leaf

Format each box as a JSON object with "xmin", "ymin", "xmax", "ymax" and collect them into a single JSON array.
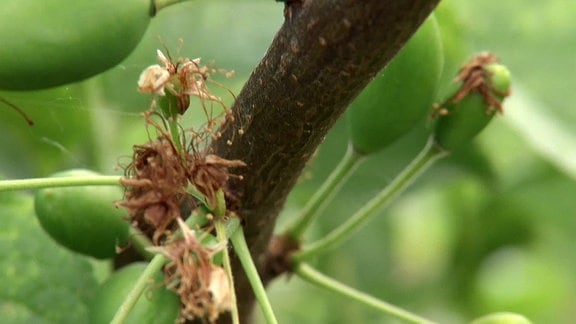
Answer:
[
  {"xmin": 0, "ymin": 190, "xmax": 99, "ymax": 323},
  {"xmin": 503, "ymin": 87, "xmax": 576, "ymax": 181},
  {"xmin": 0, "ymin": 87, "xmax": 97, "ymax": 177}
]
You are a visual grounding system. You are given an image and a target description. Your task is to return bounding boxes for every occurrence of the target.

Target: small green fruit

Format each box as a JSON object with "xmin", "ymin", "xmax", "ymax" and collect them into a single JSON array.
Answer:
[
  {"xmin": 89, "ymin": 263, "xmax": 180, "ymax": 324},
  {"xmin": 470, "ymin": 312, "xmax": 532, "ymax": 324},
  {"xmin": 348, "ymin": 14, "xmax": 444, "ymax": 155},
  {"xmin": 34, "ymin": 169, "xmax": 129, "ymax": 259},
  {"xmin": 433, "ymin": 54, "xmax": 511, "ymax": 151},
  {"xmin": 0, "ymin": 0, "xmax": 154, "ymax": 90}
]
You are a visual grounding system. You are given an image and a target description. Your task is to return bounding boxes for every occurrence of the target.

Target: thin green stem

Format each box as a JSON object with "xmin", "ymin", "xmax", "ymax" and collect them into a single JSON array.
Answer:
[
  {"xmin": 294, "ymin": 138, "xmax": 446, "ymax": 261},
  {"xmin": 295, "ymin": 263, "xmax": 436, "ymax": 324},
  {"xmin": 230, "ymin": 227, "xmax": 278, "ymax": 324},
  {"xmin": 167, "ymin": 117, "xmax": 183, "ymax": 154},
  {"xmin": 158, "ymin": 94, "xmax": 184, "ymax": 154},
  {"xmin": 287, "ymin": 144, "xmax": 364, "ymax": 240},
  {"xmin": 0, "ymin": 175, "xmax": 121, "ymax": 192},
  {"xmin": 128, "ymin": 227, "xmax": 155, "ymax": 260},
  {"xmin": 215, "ymin": 220, "xmax": 240, "ymax": 324},
  {"xmin": 110, "ymin": 253, "xmax": 167, "ymax": 324}
]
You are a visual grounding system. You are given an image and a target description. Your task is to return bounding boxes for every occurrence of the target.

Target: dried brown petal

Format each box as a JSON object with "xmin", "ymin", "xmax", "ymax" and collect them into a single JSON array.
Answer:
[
  {"xmin": 138, "ymin": 64, "xmax": 170, "ymax": 95},
  {"xmin": 157, "ymin": 219, "xmax": 230, "ymax": 322}
]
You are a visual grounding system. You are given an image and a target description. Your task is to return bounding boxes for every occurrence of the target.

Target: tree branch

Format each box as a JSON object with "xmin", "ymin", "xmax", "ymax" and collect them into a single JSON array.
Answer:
[{"xmin": 210, "ymin": 0, "xmax": 440, "ymax": 321}]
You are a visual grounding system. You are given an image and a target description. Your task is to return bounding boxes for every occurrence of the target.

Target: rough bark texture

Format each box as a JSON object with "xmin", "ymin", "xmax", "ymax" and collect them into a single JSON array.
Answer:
[{"xmin": 210, "ymin": 0, "xmax": 440, "ymax": 322}]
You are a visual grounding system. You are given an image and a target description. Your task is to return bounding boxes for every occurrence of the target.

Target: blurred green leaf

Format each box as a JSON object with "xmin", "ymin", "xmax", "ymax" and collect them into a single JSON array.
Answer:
[
  {"xmin": 504, "ymin": 87, "xmax": 576, "ymax": 181},
  {"xmin": 474, "ymin": 247, "xmax": 571, "ymax": 323},
  {"xmin": 0, "ymin": 190, "xmax": 99, "ymax": 323},
  {"xmin": 0, "ymin": 87, "xmax": 97, "ymax": 178}
]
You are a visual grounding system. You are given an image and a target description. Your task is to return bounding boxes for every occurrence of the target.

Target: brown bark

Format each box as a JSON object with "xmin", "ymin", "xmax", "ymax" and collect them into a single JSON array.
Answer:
[{"xmin": 210, "ymin": 0, "xmax": 440, "ymax": 322}]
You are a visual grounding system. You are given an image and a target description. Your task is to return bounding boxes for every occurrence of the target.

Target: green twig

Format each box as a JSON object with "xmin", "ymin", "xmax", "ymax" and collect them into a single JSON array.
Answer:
[
  {"xmin": 210, "ymin": 189, "xmax": 243, "ymax": 324},
  {"xmin": 128, "ymin": 227, "xmax": 155, "ymax": 260},
  {"xmin": 212, "ymin": 189, "xmax": 240, "ymax": 324},
  {"xmin": 156, "ymin": 94, "xmax": 184, "ymax": 154},
  {"xmin": 110, "ymin": 253, "xmax": 167, "ymax": 324},
  {"xmin": 0, "ymin": 175, "xmax": 121, "ymax": 192},
  {"xmin": 215, "ymin": 219, "xmax": 240, "ymax": 324},
  {"xmin": 295, "ymin": 263, "xmax": 436, "ymax": 324},
  {"xmin": 294, "ymin": 138, "xmax": 446, "ymax": 261},
  {"xmin": 287, "ymin": 144, "xmax": 364, "ymax": 240},
  {"xmin": 230, "ymin": 226, "xmax": 278, "ymax": 324},
  {"xmin": 168, "ymin": 118, "xmax": 183, "ymax": 154}
]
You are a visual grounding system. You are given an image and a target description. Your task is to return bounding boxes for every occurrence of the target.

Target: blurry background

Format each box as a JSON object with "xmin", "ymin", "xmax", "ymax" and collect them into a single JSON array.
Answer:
[{"xmin": 1, "ymin": 0, "xmax": 575, "ymax": 323}]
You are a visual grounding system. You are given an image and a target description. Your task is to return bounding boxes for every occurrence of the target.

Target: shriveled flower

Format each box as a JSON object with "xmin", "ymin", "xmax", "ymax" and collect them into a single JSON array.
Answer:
[
  {"xmin": 137, "ymin": 64, "xmax": 170, "ymax": 95},
  {"xmin": 179, "ymin": 59, "xmax": 221, "ymax": 103},
  {"xmin": 138, "ymin": 49, "xmax": 225, "ymax": 114},
  {"xmin": 154, "ymin": 218, "xmax": 231, "ymax": 323},
  {"xmin": 206, "ymin": 266, "xmax": 232, "ymax": 318},
  {"xmin": 119, "ymin": 132, "xmax": 190, "ymax": 243},
  {"xmin": 188, "ymin": 154, "xmax": 247, "ymax": 209},
  {"xmin": 449, "ymin": 52, "xmax": 506, "ymax": 113}
]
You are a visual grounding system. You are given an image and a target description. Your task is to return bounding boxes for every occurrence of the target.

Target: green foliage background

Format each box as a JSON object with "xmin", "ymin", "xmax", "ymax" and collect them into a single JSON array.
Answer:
[{"xmin": 1, "ymin": 0, "xmax": 575, "ymax": 323}]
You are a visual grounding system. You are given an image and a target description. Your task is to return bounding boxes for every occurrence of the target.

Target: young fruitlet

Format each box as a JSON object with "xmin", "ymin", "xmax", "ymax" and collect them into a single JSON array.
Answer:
[
  {"xmin": 347, "ymin": 14, "xmax": 443, "ymax": 155},
  {"xmin": 470, "ymin": 312, "xmax": 532, "ymax": 324},
  {"xmin": 34, "ymin": 169, "xmax": 129, "ymax": 259},
  {"xmin": 89, "ymin": 263, "xmax": 181, "ymax": 324},
  {"xmin": 432, "ymin": 53, "xmax": 511, "ymax": 151},
  {"xmin": 0, "ymin": 0, "xmax": 154, "ymax": 90}
]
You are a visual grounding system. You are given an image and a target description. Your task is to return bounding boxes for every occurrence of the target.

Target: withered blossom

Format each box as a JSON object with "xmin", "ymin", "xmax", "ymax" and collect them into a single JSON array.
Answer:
[
  {"xmin": 152, "ymin": 218, "xmax": 231, "ymax": 323},
  {"xmin": 137, "ymin": 49, "xmax": 223, "ymax": 114}
]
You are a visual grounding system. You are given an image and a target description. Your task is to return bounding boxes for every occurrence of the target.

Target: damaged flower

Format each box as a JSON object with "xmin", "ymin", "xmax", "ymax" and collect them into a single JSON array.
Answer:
[
  {"xmin": 137, "ymin": 49, "xmax": 225, "ymax": 114},
  {"xmin": 153, "ymin": 218, "xmax": 232, "ymax": 323}
]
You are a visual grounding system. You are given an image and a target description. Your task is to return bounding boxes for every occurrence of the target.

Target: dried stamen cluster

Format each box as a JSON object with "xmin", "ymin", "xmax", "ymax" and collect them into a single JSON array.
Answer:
[
  {"xmin": 120, "ymin": 118, "xmax": 245, "ymax": 242},
  {"xmin": 434, "ymin": 52, "xmax": 510, "ymax": 117},
  {"xmin": 153, "ymin": 219, "xmax": 231, "ymax": 323},
  {"xmin": 120, "ymin": 129, "xmax": 190, "ymax": 242},
  {"xmin": 119, "ymin": 48, "xmax": 244, "ymax": 322},
  {"xmin": 188, "ymin": 154, "xmax": 246, "ymax": 209},
  {"xmin": 138, "ymin": 49, "xmax": 225, "ymax": 114}
]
